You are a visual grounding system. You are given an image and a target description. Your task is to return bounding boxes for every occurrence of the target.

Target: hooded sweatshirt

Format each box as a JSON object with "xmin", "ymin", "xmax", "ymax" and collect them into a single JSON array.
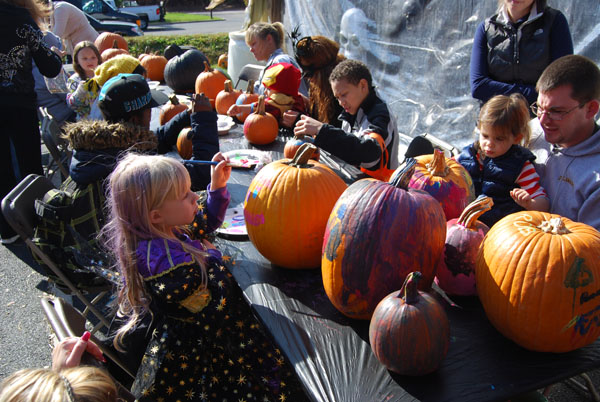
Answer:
[{"xmin": 534, "ymin": 126, "xmax": 600, "ymax": 231}]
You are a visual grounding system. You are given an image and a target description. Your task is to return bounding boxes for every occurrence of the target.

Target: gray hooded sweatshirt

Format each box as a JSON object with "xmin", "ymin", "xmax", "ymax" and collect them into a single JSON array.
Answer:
[{"xmin": 532, "ymin": 124, "xmax": 600, "ymax": 231}]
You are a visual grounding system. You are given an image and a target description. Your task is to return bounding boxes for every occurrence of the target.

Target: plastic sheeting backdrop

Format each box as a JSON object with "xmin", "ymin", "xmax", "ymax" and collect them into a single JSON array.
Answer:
[{"xmin": 283, "ymin": 0, "xmax": 600, "ymax": 149}]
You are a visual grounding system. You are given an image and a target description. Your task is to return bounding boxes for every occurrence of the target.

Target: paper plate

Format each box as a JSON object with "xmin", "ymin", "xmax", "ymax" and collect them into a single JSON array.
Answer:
[
  {"xmin": 217, "ymin": 207, "xmax": 247, "ymax": 237},
  {"xmin": 147, "ymin": 80, "xmax": 160, "ymax": 90},
  {"xmin": 217, "ymin": 115, "xmax": 235, "ymax": 135},
  {"xmin": 223, "ymin": 149, "xmax": 265, "ymax": 169}
]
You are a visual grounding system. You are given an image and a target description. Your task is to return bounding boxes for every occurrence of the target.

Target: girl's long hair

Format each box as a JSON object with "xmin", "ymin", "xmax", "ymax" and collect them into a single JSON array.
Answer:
[
  {"xmin": 1, "ymin": 0, "xmax": 51, "ymax": 27},
  {"xmin": 103, "ymin": 153, "xmax": 208, "ymax": 351}
]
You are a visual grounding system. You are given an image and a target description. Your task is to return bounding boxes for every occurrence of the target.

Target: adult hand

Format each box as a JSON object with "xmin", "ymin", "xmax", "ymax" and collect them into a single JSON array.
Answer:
[
  {"xmin": 210, "ymin": 152, "xmax": 231, "ymax": 190},
  {"xmin": 294, "ymin": 115, "xmax": 323, "ymax": 137},
  {"xmin": 191, "ymin": 93, "xmax": 212, "ymax": 113},
  {"xmin": 281, "ymin": 110, "xmax": 300, "ymax": 128},
  {"xmin": 51, "ymin": 331, "xmax": 106, "ymax": 372}
]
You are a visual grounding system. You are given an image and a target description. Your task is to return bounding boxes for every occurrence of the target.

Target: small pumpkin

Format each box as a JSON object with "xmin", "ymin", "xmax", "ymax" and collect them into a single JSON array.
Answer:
[
  {"xmin": 140, "ymin": 53, "xmax": 168, "ymax": 82},
  {"xmin": 476, "ymin": 212, "xmax": 600, "ymax": 352},
  {"xmin": 408, "ymin": 149, "xmax": 475, "ymax": 220},
  {"xmin": 244, "ymin": 143, "xmax": 347, "ymax": 269},
  {"xmin": 322, "ymin": 159, "xmax": 446, "ymax": 319},
  {"xmin": 243, "ymin": 95, "xmax": 278, "ymax": 145},
  {"xmin": 436, "ymin": 196, "xmax": 493, "ymax": 296},
  {"xmin": 217, "ymin": 53, "xmax": 228, "ymax": 69},
  {"xmin": 94, "ymin": 32, "xmax": 128, "ymax": 55},
  {"xmin": 100, "ymin": 40, "xmax": 128, "ymax": 61},
  {"xmin": 195, "ymin": 61, "xmax": 228, "ymax": 109},
  {"xmin": 369, "ymin": 272, "xmax": 450, "ymax": 375},
  {"xmin": 284, "ymin": 135, "xmax": 319, "ymax": 161},
  {"xmin": 234, "ymin": 80, "xmax": 259, "ymax": 123},
  {"xmin": 159, "ymin": 95, "xmax": 188, "ymax": 126},
  {"xmin": 164, "ymin": 49, "xmax": 210, "ymax": 94},
  {"xmin": 215, "ymin": 80, "xmax": 241, "ymax": 115},
  {"xmin": 176, "ymin": 127, "xmax": 193, "ymax": 160}
]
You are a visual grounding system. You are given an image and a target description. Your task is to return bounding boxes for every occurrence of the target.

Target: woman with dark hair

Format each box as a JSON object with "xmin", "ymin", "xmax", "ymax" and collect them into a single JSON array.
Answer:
[
  {"xmin": 282, "ymin": 35, "xmax": 346, "ymax": 128},
  {"xmin": 470, "ymin": 0, "xmax": 573, "ymax": 106}
]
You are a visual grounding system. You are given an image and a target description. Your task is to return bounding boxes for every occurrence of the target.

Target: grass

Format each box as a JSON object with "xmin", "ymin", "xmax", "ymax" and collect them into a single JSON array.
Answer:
[
  {"xmin": 161, "ymin": 12, "xmax": 224, "ymax": 23},
  {"xmin": 126, "ymin": 33, "xmax": 229, "ymax": 65}
]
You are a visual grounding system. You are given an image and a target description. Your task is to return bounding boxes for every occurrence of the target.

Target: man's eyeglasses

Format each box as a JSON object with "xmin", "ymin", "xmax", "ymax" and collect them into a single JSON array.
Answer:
[{"xmin": 530, "ymin": 102, "xmax": 585, "ymax": 121}]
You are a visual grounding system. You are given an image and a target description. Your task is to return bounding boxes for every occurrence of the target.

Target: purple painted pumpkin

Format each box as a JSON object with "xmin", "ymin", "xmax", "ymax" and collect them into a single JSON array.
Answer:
[
  {"xmin": 322, "ymin": 159, "xmax": 446, "ymax": 320},
  {"xmin": 369, "ymin": 271, "xmax": 450, "ymax": 375},
  {"xmin": 436, "ymin": 196, "xmax": 493, "ymax": 296},
  {"xmin": 408, "ymin": 149, "xmax": 475, "ymax": 220}
]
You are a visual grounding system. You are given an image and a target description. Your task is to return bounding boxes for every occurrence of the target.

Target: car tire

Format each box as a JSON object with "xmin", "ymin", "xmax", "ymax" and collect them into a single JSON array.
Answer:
[{"xmin": 140, "ymin": 16, "xmax": 149, "ymax": 30}]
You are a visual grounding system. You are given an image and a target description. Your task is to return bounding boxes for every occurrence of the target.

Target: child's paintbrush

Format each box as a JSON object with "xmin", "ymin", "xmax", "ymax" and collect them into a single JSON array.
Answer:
[{"xmin": 182, "ymin": 159, "xmax": 255, "ymax": 168}]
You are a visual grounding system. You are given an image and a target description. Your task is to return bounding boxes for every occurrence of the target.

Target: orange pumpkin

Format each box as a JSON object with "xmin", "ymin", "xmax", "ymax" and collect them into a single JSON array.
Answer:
[
  {"xmin": 408, "ymin": 149, "xmax": 475, "ymax": 220},
  {"xmin": 159, "ymin": 95, "xmax": 188, "ymax": 126},
  {"xmin": 140, "ymin": 53, "xmax": 168, "ymax": 82},
  {"xmin": 243, "ymin": 95, "xmax": 278, "ymax": 145},
  {"xmin": 217, "ymin": 53, "xmax": 228, "ymax": 69},
  {"xmin": 100, "ymin": 40, "xmax": 128, "ymax": 61},
  {"xmin": 176, "ymin": 127, "xmax": 193, "ymax": 159},
  {"xmin": 194, "ymin": 61, "xmax": 227, "ymax": 109},
  {"xmin": 476, "ymin": 211, "xmax": 600, "ymax": 352},
  {"xmin": 234, "ymin": 80, "xmax": 259, "ymax": 123},
  {"xmin": 215, "ymin": 80, "xmax": 241, "ymax": 115},
  {"xmin": 284, "ymin": 135, "xmax": 319, "ymax": 161},
  {"xmin": 94, "ymin": 32, "xmax": 128, "ymax": 55},
  {"xmin": 244, "ymin": 144, "xmax": 347, "ymax": 269}
]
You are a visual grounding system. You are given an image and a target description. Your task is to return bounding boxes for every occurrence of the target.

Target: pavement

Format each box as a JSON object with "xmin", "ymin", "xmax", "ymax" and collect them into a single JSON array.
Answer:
[{"xmin": 143, "ymin": 9, "xmax": 246, "ymax": 36}]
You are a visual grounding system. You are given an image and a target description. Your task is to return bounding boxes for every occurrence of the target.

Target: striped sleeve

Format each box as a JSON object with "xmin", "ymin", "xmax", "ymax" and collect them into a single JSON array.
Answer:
[{"xmin": 516, "ymin": 161, "xmax": 547, "ymax": 199}]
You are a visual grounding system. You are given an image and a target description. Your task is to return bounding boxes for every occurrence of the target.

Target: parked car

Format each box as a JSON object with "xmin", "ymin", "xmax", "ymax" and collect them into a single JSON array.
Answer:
[
  {"xmin": 106, "ymin": 0, "xmax": 165, "ymax": 30},
  {"xmin": 63, "ymin": 0, "xmax": 142, "ymax": 28},
  {"xmin": 85, "ymin": 12, "xmax": 143, "ymax": 36}
]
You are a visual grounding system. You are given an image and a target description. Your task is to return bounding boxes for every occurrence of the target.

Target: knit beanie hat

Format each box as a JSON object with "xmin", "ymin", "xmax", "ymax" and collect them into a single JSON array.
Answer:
[
  {"xmin": 261, "ymin": 62, "xmax": 301, "ymax": 97},
  {"xmin": 84, "ymin": 55, "xmax": 142, "ymax": 94}
]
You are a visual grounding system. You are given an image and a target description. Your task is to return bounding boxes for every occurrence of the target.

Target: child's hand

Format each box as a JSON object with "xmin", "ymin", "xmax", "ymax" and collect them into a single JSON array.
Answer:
[
  {"xmin": 50, "ymin": 46, "xmax": 67, "ymax": 58},
  {"xmin": 294, "ymin": 115, "xmax": 323, "ymax": 137},
  {"xmin": 510, "ymin": 188, "xmax": 532, "ymax": 209},
  {"xmin": 281, "ymin": 110, "xmax": 300, "ymax": 128},
  {"xmin": 51, "ymin": 331, "xmax": 105, "ymax": 372},
  {"xmin": 210, "ymin": 152, "xmax": 231, "ymax": 190},
  {"xmin": 192, "ymin": 93, "xmax": 212, "ymax": 113},
  {"xmin": 227, "ymin": 104, "xmax": 240, "ymax": 116}
]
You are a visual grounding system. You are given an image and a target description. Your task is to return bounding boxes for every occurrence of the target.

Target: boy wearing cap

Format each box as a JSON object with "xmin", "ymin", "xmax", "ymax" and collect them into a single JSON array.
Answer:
[
  {"xmin": 227, "ymin": 62, "xmax": 306, "ymax": 123},
  {"xmin": 33, "ymin": 74, "xmax": 219, "ymax": 286}
]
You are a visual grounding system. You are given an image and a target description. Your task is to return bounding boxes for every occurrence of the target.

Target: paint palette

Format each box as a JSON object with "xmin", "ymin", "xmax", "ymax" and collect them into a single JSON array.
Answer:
[
  {"xmin": 217, "ymin": 207, "xmax": 247, "ymax": 237},
  {"xmin": 223, "ymin": 149, "xmax": 264, "ymax": 169}
]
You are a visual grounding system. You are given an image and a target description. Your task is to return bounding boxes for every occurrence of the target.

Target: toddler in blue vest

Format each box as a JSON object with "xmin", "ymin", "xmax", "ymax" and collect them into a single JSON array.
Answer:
[{"xmin": 458, "ymin": 94, "xmax": 549, "ymax": 227}]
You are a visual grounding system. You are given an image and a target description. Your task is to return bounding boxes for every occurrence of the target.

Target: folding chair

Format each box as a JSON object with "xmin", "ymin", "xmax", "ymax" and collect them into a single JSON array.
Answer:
[
  {"xmin": 38, "ymin": 107, "xmax": 71, "ymax": 181},
  {"xmin": 234, "ymin": 63, "xmax": 264, "ymax": 89},
  {"xmin": 1, "ymin": 174, "xmax": 111, "ymax": 331},
  {"xmin": 40, "ymin": 296, "xmax": 136, "ymax": 401}
]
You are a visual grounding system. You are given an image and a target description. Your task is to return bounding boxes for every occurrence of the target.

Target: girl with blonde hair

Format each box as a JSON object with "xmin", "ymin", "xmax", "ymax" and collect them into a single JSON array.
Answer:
[{"xmin": 103, "ymin": 153, "xmax": 308, "ymax": 401}]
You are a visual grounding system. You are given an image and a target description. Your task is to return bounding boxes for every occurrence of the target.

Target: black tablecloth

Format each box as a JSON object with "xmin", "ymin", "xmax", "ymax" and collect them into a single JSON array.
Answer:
[{"xmin": 211, "ymin": 124, "xmax": 600, "ymax": 402}]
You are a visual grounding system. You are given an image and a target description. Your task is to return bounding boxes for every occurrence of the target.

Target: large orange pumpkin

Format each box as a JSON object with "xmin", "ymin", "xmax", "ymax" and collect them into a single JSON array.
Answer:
[
  {"xmin": 94, "ymin": 32, "xmax": 128, "ymax": 55},
  {"xmin": 140, "ymin": 53, "xmax": 168, "ymax": 82},
  {"xmin": 233, "ymin": 80, "xmax": 259, "ymax": 123},
  {"xmin": 369, "ymin": 272, "xmax": 450, "ymax": 375},
  {"xmin": 476, "ymin": 211, "xmax": 600, "ymax": 352},
  {"xmin": 159, "ymin": 95, "xmax": 188, "ymax": 125},
  {"xmin": 244, "ymin": 144, "xmax": 347, "ymax": 269},
  {"xmin": 243, "ymin": 95, "xmax": 278, "ymax": 145},
  {"xmin": 322, "ymin": 159, "xmax": 446, "ymax": 319},
  {"xmin": 215, "ymin": 80, "xmax": 241, "ymax": 115},
  {"xmin": 194, "ymin": 61, "xmax": 227, "ymax": 109},
  {"xmin": 408, "ymin": 149, "xmax": 475, "ymax": 220},
  {"xmin": 176, "ymin": 127, "xmax": 193, "ymax": 159}
]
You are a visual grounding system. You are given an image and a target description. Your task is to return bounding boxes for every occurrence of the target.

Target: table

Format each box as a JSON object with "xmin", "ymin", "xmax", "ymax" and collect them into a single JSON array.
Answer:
[{"xmin": 212, "ymin": 123, "xmax": 600, "ymax": 402}]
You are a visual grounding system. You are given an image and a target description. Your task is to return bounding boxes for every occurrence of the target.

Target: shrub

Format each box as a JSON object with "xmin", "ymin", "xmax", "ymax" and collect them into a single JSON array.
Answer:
[{"xmin": 126, "ymin": 33, "xmax": 229, "ymax": 65}]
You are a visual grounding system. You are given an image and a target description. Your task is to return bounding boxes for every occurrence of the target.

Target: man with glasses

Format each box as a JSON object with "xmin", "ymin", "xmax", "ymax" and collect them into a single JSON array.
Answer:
[{"xmin": 530, "ymin": 55, "xmax": 600, "ymax": 231}]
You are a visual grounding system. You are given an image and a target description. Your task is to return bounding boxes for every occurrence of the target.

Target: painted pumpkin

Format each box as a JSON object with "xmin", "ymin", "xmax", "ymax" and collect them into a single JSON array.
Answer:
[
  {"xmin": 94, "ymin": 32, "xmax": 128, "ymax": 55},
  {"xmin": 408, "ymin": 149, "xmax": 475, "ymax": 220},
  {"xmin": 322, "ymin": 159, "xmax": 446, "ymax": 319},
  {"xmin": 436, "ymin": 196, "xmax": 493, "ymax": 296},
  {"xmin": 243, "ymin": 96, "xmax": 278, "ymax": 145},
  {"xmin": 476, "ymin": 212, "xmax": 600, "ymax": 352},
  {"xmin": 284, "ymin": 135, "xmax": 319, "ymax": 161},
  {"xmin": 159, "ymin": 95, "xmax": 188, "ymax": 125},
  {"xmin": 164, "ymin": 49, "xmax": 210, "ymax": 94},
  {"xmin": 215, "ymin": 80, "xmax": 241, "ymax": 115},
  {"xmin": 218, "ymin": 53, "xmax": 228, "ymax": 69},
  {"xmin": 100, "ymin": 40, "xmax": 128, "ymax": 61},
  {"xmin": 244, "ymin": 144, "xmax": 347, "ymax": 269},
  {"xmin": 369, "ymin": 272, "xmax": 450, "ymax": 375},
  {"xmin": 176, "ymin": 127, "xmax": 192, "ymax": 159},
  {"xmin": 234, "ymin": 80, "xmax": 259, "ymax": 123},
  {"xmin": 139, "ymin": 53, "xmax": 168, "ymax": 82},
  {"xmin": 195, "ymin": 61, "xmax": 227, "ymax": 109}
]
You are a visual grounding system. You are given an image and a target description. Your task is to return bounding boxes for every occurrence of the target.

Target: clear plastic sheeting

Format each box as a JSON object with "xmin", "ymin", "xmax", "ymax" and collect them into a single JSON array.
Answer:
[{"xmin": 283, "ymin": 1, "xmax": 600, "ymax": 149}]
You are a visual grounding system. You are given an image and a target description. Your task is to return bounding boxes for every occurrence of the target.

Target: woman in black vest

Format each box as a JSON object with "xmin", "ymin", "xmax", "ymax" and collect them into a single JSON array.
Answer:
[{"xmin": 470, "ymin": 0, "xmax": 573, "ymax": 106}]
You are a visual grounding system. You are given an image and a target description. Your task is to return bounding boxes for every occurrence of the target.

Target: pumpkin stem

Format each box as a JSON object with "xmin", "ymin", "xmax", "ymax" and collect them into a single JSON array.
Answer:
[
  {"xmin": 457, "ymin": 196, "xmax": 494, "ymax": 229},
  {"xmin": 223, "ymin": 80, "xmax": 233, "ymax": 92},
  {"xmin": 168, "ymin": 94, "xmax": 180, "ymax": 105},
  {"xmin": 389, "ymin": 158, "xmax": 417, "ymax": 190},
  {"xmin": 538, "ymin": 217, "xmax": 571, "ymax": 235},
  {"xmin": 426, "ymin": 149, "xmax": 449, "ymax": 177},
  {"xmin": 400, "ymin": 271, "xmax": 422, "ymax": 304},
  {"xmin": 256, "ymin": 95, "xmax": 266, "ymax": 115},
  {"xmin": 203, "ymin": 60, "xmax": 212, "ymax": 72},
  {"xmin": 290, "ymin": 143, "xmax": 317, "ymax": 166},
  {"xmin": 112, "ymin": 39, "xmax": 119, "ymax": 49},
  {"xmin": 246, "ymin": 80, "xmax": 255, "ymax": 94}
]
